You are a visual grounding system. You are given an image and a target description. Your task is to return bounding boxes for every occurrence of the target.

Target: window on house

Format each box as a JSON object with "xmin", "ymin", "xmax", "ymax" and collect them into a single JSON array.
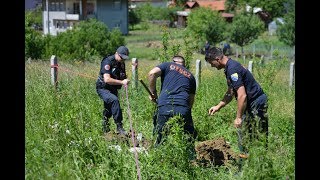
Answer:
[
  {"xmin": 48, "ymin": 0, "xmax": 66, "ymax": 11},
  {"xmin": 113, "ymin": 21, "xmax": 121, "ymax": 28},
  {"xmin": 73, "ymin": 3, "xmax": 80, "ymax": 14}
]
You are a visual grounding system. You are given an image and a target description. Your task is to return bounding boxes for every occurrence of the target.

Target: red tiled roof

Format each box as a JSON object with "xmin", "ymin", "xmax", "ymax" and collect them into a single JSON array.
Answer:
[
  {"xmin": 186, "ymin": 1, "xmax": 197, "ymax": 8},
  {"xmin": 196, "ymin": 0, "xmax": 226, "ymax": 11}
]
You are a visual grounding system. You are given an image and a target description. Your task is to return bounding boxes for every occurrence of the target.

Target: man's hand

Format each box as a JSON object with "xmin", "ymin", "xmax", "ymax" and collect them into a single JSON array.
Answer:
[
  {"xmin": 122, "ymin": 79, "xmax": 130, "ymax": 86},
  {"xmin": 234, "ymin": 117, "xmax": 242, "ymax": 128},
  {"xmin": 208, "ymin": 106, "xmax": 219, "ymax": 115},
  {"xmin": 149, "ymin": 93, "xmax": 158, "ymax": 104}
]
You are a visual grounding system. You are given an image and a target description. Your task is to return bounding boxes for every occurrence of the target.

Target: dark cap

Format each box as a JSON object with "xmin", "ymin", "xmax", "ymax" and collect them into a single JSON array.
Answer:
[{"xmin": 116, "ymin": 46, "xmax": 129, "ymax": 60}]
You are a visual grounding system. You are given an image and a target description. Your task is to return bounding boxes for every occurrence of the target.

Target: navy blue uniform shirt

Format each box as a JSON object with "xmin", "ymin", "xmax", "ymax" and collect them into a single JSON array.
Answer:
[
  {"xmin": 157, "ymin": 62, "xmax": 196, "ymax": 107},
  {"xmin": 224, "ymin": 58, "xmax": 264, "ymax": 105},
  {"xmin": 96, "ymin": 55, "xmax": 126, "ymax": 91}
]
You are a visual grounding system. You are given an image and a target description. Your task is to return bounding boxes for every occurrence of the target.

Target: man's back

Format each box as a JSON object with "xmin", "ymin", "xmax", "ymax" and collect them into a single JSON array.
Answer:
[{"xmin": 157, "ymin": 62, "xmax": 196, "ymax": 107}]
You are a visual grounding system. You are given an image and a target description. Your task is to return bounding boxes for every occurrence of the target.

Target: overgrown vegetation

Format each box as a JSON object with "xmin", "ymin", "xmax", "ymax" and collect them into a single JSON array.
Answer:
[
  {"xmin": 26, "ymin": 3, "xmax": 295, "ymax": 177},
  {"xmin": 25, "ymin": 18, "xmax": 126, "ymax": 62},
  {"xmin": 26, "ymin": 20, "xmax": 295, "ymax": 180}
]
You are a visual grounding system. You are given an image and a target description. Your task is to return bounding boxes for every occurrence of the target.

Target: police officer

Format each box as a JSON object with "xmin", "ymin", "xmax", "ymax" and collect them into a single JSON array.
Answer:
[
  {"xmin": 96, "ymin": 46, "xmax": 130, "ymax": 135},
  {"xmin": 148, "ymin": 55, "xmax": 197, "ymax": 151},
  {"xmin": 204, "ymin": 40, "xmax": 210, "ymax": 55},
  {"xmin": 204, "ymin": 47, "xmax": 268, "ymax": 158},
  {"xmin": 222, "ymin": 42, "xmax": 231, "ymax": 55}
]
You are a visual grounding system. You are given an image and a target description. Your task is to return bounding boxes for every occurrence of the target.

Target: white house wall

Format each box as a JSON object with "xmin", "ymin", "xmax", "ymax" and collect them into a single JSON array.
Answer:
[{"xmin": 42, "ymin": 0, "xmax": 128, "ymax": 36}]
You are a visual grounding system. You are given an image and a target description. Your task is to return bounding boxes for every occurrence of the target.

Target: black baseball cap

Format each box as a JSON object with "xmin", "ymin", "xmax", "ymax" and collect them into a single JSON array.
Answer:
[{"xmin": 117, "ymin": 46, "xmax": 129, "ymax": 60}]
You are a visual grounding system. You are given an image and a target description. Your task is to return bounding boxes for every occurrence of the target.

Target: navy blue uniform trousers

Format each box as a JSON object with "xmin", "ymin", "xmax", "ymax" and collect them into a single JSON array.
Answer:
[
  {"xmin": 238, "ymin": 93, "xmax": 268, "ymax": 153},
  {"xmin": 154, "ymin": 105, "xmax": 196, "ymax": 145},
  {"xmin": 96, "ymin": 88, "xmax": 123, "ymax": 125}
]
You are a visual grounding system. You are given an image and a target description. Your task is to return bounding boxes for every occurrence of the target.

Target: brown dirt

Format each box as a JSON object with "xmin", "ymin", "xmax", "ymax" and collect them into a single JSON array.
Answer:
[
  {"xmin": 103, "ymin": 130, "xmax": 152, "ymax": 148},
  {"xmin": 104, "ymin": 132, "xmax": 239, "ymax": 167},
  {"xmin": 145, "ymin": 41, "xmax": 162, "ymax": 48},
  {"xmin": 194, "ymin": 137, "xmax": 239, "ymax": 167}
]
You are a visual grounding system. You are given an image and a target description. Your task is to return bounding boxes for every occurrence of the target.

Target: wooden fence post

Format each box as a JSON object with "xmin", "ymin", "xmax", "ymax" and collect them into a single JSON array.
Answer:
[
  {"xmin": 50, "ymin": 55, "xmax": 58, "ymax": 88},
  {"xmin": 236, "ymin": 48, "xmax": 239, "ymax": 58},
  {"xmin": 270, "ymin": 45, "xmax": 273, "ymax": 59},
  {"xmin": 289, "ymin": 62, "xmax": 295, "ymax": 87},
  {"xmin": 132, "ymin": 58, "xmax": 138, "ymax": 89},
  {"xmin": 195, "ymin": 59, "xmax": 201, "ymax": 88},
  {"xmin": 248, "ymin": 61, "xmax": 253, "ymax": 73},
  {"xmin": 260, "ymin": 55, "xmax": 265, "ymax": 65}
]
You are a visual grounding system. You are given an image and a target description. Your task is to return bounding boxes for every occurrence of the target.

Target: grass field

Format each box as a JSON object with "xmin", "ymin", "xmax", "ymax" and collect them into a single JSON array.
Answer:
[{"xmin": 25, "ymin": 24, "xmax": 295, "ymax": 179}]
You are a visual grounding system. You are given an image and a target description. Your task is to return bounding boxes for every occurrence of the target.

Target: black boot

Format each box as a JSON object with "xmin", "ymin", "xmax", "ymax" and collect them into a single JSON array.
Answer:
[
  {"xmin": 102, "ymin": 118, "xmax": 110, "ymax": 133},
  {"xmin": 116, "ymin": 123, "xmax": 127, "ymax": 135}
]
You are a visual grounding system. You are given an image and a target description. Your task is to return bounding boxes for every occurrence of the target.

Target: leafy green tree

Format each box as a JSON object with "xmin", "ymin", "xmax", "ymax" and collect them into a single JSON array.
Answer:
[
  {"xmin": 228, "ymin": 12, "xmax": 264, "ymax": 55},
  {"xmin": 186, "ymin": 7, "xmax": 227, "ymax": 48},
  {"xmin": 276, "ymin": 1, "xmax": 295, "ymax": 47},
  {"xmin": 135, "ymin": 3, "xmax": 183, "ymax": 22},
  {"xmin": 25, "ymin": 6, "xmax": 42, "ymax": 29},
  {"xmin": 129, "ymin": 9, "xmax": 141, "ymax": 30},
  {"xmin": 225, "ymin": 0, "xmax": 239, "ymax": 12}
]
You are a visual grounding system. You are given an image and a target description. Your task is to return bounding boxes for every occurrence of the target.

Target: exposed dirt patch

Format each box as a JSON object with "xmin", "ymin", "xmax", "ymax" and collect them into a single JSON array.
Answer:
[
  {"xmin": 145, "ymin": 41, "xmax": 162, "ymax": 48},
  {"xmin": 194, "ymin": 137, "xmax": 239, "ymax": 167},
  {"xmin": 103, "ymin": 130, "xmax": 152, "ymax": 149},
  {"xmin": 104, "ymin": 132, "xmax": 239, "ymax": 167}
]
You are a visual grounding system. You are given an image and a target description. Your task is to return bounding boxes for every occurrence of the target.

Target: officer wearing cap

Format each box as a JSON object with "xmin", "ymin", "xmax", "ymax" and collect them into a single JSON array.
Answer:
[
  {"xmin": 96, "ymin": 46, "xmax": 130, "ymax": 135},
  {"xmin": 148, "ymin": 55, "xmax": 197, "ymax": 156},
  {"xmin": 204, "ymin": 47, "xmax": 268, "ymax": 158}
]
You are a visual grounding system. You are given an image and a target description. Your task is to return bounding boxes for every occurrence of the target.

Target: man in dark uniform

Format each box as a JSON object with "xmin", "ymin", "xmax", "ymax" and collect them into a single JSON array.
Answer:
[
  {"xmin": 147, "ymin": 55, "xmax": 197, "ymax": 152},
  {"xmin": 204, "ymin": 40, "xmax": 210, "ymax": 55},
  {"xmin": 223, "ymin": 42, "xmax": 231, "ymax": 55},
  {"xmin": 204, "ymin": 47, "xmax": 268, "ymax": 158},
  {"xmin": 96, "ymin": 46, "xmax": 130, "ymax": 135}
]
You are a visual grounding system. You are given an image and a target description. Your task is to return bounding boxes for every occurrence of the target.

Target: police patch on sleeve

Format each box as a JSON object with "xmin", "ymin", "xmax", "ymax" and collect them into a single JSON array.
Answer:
[
  {"xmin": 104, "ymin": 65, "xmax": 110, "ymax": 70},
  {"xmin": 231, "ymin": 73, "xmax": 238, "ymax": 81}
]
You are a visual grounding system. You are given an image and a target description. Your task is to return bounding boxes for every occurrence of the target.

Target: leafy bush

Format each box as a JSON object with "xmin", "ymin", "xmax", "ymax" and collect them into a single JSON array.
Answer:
[
  {"xmin": 25, "ymin": 15, "xmax": 45, "ymax": 60},
  {"xmin": 46, "ymin": 19, "xmax": 125, "ymax": 62},
  {"xmin": 186, "ymin": 7, "xmax": 227, "ymax": 48}
]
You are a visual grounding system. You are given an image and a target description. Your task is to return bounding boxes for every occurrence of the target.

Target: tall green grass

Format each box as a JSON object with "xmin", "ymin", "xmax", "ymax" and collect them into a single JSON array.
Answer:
[{"xmin": 26, "ymin": 55, "xmax": 294, "ymax": 179}]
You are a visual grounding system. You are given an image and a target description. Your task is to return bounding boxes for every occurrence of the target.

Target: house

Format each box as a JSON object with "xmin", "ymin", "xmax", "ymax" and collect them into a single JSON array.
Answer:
[
  {"xmin": 26, "ymin": 0, "xmax": 42, "ymax": 10},
  {"xmin": 268, "ymin": 17, "xmax": 284, "ymax": 36},
  {"xmin": 176, "ymin": 0, "xmax": 234, "ymax": 28},
  {"xmin": 42, "ymin": 0, "xmax": 129, "ymax": 36}
]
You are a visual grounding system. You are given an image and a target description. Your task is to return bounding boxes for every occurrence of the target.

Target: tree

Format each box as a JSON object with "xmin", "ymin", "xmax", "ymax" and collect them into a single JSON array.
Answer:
[
  {"xmin": 228, "ymin": 12, "xmax": 264, "ymax": 55},
  {"xmin": 129, "ymin": 9, "xmax": 141, "ymax": 30},
  {"xmin": 276, "ymin": 0, "xmax": 295, "ymax": 47},
  {"xmin": 186, "ymin": 7, "xmax": 227, "ymax": 48}
]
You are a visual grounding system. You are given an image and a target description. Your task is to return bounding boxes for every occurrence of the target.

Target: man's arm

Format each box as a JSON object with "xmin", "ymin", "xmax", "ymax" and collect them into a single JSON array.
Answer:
[
  {"xmin": 208, "ymin": 88, "xmax": 234, "ymax": 115},
  {"xmin": 148, "ymin": 67, "xmax": 162, "ymax": 95},
  {"xmin": 103, "ymin": 73, "xmax": 129, "ymax": 86},
  {"xmin": 234, "ymin": 85, "xmax": 247, "ymax": 128}
]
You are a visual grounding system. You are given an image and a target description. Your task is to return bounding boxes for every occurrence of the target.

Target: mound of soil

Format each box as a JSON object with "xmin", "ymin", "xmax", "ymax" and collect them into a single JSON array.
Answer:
[{"xmin": 194, "ymin": 137, "xmax": 238, "ymax": 167}]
